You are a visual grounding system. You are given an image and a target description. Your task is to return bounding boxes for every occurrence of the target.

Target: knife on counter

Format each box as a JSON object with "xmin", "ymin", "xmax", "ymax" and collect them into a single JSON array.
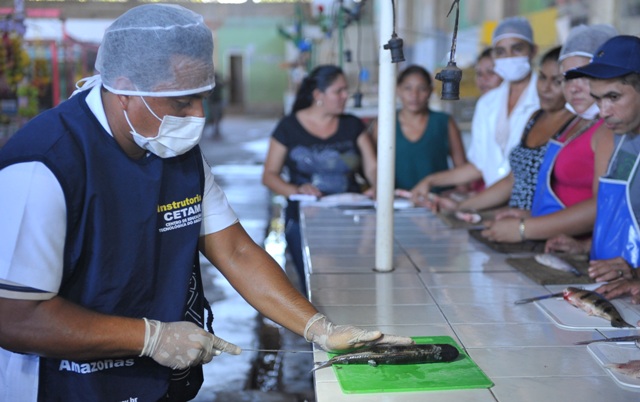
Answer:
[
  {"xmin": 514, "ymin": 292, "xmax": 564, "ymax": 305},
  {"xmin": 574, "ymin": 335, "xmax": 640, "ymax": 345}
]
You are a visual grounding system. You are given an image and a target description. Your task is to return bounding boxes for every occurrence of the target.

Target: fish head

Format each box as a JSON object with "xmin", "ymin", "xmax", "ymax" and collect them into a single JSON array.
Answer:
[{"xmin": 562, "ymin": 287, "xmax": 576, "ymax": 301}]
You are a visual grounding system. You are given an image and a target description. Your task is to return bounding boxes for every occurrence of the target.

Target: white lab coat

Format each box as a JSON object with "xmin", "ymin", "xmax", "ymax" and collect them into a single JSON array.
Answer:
[{"xmin": 467, "ymin": 73, "xmax": 540, "ymax": 187}]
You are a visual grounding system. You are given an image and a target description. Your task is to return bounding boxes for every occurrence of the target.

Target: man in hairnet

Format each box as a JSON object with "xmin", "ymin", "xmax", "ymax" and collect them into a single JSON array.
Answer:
[
  {"xmin": 412, "ymin": 16, "xmax": 540, "ymax": 204},
  {"xmin": 0, "ymin": 5, "xmax": 413, "ymax": 401}
]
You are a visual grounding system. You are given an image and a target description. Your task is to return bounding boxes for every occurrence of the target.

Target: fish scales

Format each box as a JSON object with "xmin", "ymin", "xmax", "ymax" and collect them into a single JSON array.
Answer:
[
  {"xmin": 312, "ymin": 344, "xmax": 459, "ymax": 372},
  {"xmin": 563, "ymin": 287, "xmax": 635, "ymax": 328},
  {"xmin": 534, "ymin": 254, "xmax": 581, "ymax": 276}
]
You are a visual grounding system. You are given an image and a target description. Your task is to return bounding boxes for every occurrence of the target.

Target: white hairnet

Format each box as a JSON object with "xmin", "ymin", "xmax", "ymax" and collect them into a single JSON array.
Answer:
[
  {"xmin": 95, "ymin": 4, "xmax": 215, "ymax": 97},
  {"xmin": 558, "ymin": 24, "xmax": 618, "ymax": 62},
  {"xmin": 492, "ymin": 16, "xmax": 534, "ymax": 46}
]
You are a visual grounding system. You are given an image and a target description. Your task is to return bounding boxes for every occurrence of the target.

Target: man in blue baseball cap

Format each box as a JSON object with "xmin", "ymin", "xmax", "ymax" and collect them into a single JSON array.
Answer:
[{"xmin": 550, "ymin": 35, "xmax": 640, "ymax": 304}]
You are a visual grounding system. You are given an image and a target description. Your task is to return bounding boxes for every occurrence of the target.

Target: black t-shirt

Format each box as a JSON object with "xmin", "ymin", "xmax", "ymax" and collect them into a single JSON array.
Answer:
[
  {"xmin": 273, "ymin": 113, "xmax": 366, "ymax": 222},
  {"xmin": 272, "ymin": 113, "xmax": 366, "ymax": 195}
]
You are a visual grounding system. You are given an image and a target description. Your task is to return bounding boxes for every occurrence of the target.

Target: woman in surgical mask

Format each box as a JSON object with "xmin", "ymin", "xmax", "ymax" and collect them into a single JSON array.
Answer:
[
  {"xmin": 431, "ymin": 46, "xmax": 573, "ymax": 214},
  {"xmin": 410, "ymin": 17, "xmax": 540, "ymax": 205},
  {"xmin": 481, "ymin": 24, "xmax": 617, "ymax": 244}
]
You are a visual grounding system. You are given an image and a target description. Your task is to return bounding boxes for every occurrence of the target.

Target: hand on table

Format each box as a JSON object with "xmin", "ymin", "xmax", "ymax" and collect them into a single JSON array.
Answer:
[
  {"xmin": 544, "ymin": 234, "xmax": 590, "ymax": 254},
  {"xmin": 141, "ymin": 319, "xmax": 241, "ymax": 370},
  {"xmin": 589, "ymin": 257, "xmax": 637, "ymax": 282},
  {"xmin": 432, "ymin": 195, "xmax": 459, "ymax": 213},
  {"xmin": 364, "ymin": 186, "xmax": 376, "ymax": 199},
  {"xmin": 303, "ymin": 313, "xmax": 414, "ymax": 353},
  {"xmin": 296, "ymin": 183, "xmax": 323, "ymax": 197},
  {"xmin": 595, "ymin": 278, "xmax": 640, "ymax": 304},
  {"xmin": 405, "ymin": 190, "xmax": 457, "ymax": 213},
  {"xmin": 493, "ymin": 208, "xmax": 530, "ymax": 221},
  {"xmin": 481, "ymin": 218, "xmax": 521, "ymax": 243},
  {"xmin": 410, "ymin": 181, "xmax": 434, "ymax": 207}
]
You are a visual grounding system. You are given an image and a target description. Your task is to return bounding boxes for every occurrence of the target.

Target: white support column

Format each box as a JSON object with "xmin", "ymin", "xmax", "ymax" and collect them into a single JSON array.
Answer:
[{"xmin": 374, "ymin": 0, "xmax": 396, "ymax": 272}]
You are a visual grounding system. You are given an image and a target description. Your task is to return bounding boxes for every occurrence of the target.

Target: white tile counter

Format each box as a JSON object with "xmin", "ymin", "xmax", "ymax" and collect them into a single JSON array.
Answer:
[{"xmin": 300, "ymin": 206, "xmax": 640, "ymax": 402}]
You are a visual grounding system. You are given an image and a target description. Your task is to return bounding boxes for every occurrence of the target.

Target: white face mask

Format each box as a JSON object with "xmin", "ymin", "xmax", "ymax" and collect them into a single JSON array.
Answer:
[
  {"xmin": 493, "ymin": 56, "xmax": 532, "ymax": 82},
  {"xmin": 565, "ymin": 101, "xmax": 600, "ymax": 120},
  {"xmin": 124, "ymin": 97, "xmax": 205, "ymax": 158}
]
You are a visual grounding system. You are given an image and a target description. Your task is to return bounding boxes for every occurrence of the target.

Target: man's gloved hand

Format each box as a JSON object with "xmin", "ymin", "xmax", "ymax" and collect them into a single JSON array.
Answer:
[
  {"xmin": 140, "ymin": 318, "xmax": 241, "ymax": 370},
  {"xmin": 303, "ymin": 313, "xmax": 415, "ymax": 353}
]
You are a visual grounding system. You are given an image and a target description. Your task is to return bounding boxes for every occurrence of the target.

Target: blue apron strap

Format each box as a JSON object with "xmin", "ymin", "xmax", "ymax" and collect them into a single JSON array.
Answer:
[{"xmin": 531, "ymin": 139, "xmax": 565, "ymax": 217}]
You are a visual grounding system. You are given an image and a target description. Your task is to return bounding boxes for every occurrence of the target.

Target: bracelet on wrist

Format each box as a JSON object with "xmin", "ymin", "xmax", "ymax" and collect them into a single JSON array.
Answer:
[{"xmin": 518, "ymin": 218, "xmax": 526, "ymax": 241}]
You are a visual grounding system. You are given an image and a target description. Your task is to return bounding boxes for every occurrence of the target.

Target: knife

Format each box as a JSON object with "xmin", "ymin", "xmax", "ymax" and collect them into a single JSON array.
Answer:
[
  {"xmin": 514, "ymin": 292, "xmax": 564, "ymax": 305},
  {"xmin": 240, "ymin": 348, "xmax": 314, "ymax": 354},
  {"xmin": 574, "ymin": 335, "xmax": 640, "ymax": 345}
]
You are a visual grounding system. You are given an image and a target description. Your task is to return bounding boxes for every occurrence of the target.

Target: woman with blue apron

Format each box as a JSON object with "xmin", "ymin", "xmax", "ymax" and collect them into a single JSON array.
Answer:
[
  {"xmin": 531, "ymin": 119, "xmax": 602, "ymax": 217},
  {"xmin": 591, "ymin": 135, "xmax": 640, "ymax": 268}
]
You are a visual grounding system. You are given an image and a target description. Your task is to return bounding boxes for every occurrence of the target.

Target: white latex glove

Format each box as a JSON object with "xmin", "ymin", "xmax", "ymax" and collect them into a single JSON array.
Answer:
[
  {"xmin": 303, "ymin": 313, "xmax": 415, "ymax": 353},
  {"xmin": 140, "ymin": 318, "xmax": 241, "ymax": 370}
]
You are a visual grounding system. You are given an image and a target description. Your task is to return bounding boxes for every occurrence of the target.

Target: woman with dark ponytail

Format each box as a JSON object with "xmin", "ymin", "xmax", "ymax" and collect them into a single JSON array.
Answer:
[{"xmin": 262, "ymin": 64, "xmax": 377, "ymax": 293}]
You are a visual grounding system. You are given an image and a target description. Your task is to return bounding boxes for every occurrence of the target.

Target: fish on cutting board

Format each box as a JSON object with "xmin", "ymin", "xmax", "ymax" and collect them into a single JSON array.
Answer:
[
  {"xmin": 606, "ymin": 360, "xmax": 640, "ymax": 379},
  {"xmin": 563, "ymin": 286, "xmax": 635, "ymax": 328},
  {"xmin": 311, "ymin": 343, "xmax": 459, "ymax": 372},
  {"xmin": 455, "ymin": 211, "xmax": 482, "ymax": 224},
  {"xmin": 534, "ymin": 253, "xmax": 582, "ymax": 276}
]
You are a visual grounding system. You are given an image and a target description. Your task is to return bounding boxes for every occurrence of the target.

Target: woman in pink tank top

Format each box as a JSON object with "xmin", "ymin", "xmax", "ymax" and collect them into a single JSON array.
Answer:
[{"xmin": 553, "ymin": 119, "xmax": 605, "ymax": 206}]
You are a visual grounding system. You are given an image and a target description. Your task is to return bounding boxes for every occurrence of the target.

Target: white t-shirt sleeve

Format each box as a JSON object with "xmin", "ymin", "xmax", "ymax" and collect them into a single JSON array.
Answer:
[
  {"xmin": 0, "ymin": 162, "xmax": 66, "ymax": 299},
  {"xmin": 467, "ymin": 98, "xmax": 485, "ymax": 167},
  {"xmin": 200, "ymin": 155, "xmax": 238, "ymax": 236}
]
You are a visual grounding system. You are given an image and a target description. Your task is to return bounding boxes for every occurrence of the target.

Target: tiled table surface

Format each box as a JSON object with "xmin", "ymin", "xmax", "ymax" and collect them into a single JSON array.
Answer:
[{"xmin": 300, "ymin": 206, "xmax": 639, "ymax": 402}]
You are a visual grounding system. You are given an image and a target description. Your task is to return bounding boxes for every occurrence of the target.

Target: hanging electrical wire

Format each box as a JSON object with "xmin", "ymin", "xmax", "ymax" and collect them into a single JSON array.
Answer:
[
  {"xmin": 383, "ymin": 0, "xmax": 405, "ymax": 63},
  {"xmin": 434, "ymin": 0, "xmax": 463, "ymax": 100},
  {"xmin": 352, "ymin": 16, "xmax": 364, "ymax": 107}
]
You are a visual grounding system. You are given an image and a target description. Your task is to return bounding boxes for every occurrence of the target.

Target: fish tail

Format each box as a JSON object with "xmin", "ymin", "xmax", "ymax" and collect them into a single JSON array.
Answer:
[{"xmin": 611, "ymin": 317, "xmax": 636, "ymax": 328}]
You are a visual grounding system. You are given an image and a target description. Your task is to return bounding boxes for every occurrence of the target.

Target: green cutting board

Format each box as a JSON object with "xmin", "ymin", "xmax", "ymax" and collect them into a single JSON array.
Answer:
[{"xmin": 330, "ymin": 336, "xmax": 493, "ymax": 394}]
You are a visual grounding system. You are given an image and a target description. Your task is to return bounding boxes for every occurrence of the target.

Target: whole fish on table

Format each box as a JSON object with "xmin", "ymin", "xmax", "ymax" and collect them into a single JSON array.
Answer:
[
  {"xmin": 606, "ymin": 360, "xmax": 640, "ymax": 379},
  {"xmin": 311, "ymin": 343, "xmax": 459, "ymax": 372},
  {"xmin": 534, "ymin": 253, "xmax": 582, "ymax": 276},
  {"xmin": 563, "ymin": 286, "xmax": 635, "ymax": 328}
]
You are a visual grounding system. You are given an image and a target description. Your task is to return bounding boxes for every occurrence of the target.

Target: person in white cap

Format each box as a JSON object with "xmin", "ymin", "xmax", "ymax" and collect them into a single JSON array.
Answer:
[
  {"xmin": 411, "ymin": 16, "xmax": 540, "ymax": 204},
  {"xmin": 0, "ymin": 5, "xmax": 413, "ymax": 401}
]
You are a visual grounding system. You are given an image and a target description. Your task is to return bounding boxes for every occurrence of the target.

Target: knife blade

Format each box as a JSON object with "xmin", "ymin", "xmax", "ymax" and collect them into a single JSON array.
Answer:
[
  {"xmin": 240, "ymin": 348, "xmax": 314, "ymax": 354},
  {"xmin": 514, "ymin": 292, "xmax": 564, "ymax": 305},
  {"xmin": 574, "ymin": 335, "xmax": 640, "ymax": 345}
]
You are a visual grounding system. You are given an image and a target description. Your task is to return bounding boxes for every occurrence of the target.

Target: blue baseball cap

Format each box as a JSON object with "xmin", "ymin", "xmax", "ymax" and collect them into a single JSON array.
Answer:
[{"xmin": 565, "ymin": 35, "xmax": 640, "ymax": 80}]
